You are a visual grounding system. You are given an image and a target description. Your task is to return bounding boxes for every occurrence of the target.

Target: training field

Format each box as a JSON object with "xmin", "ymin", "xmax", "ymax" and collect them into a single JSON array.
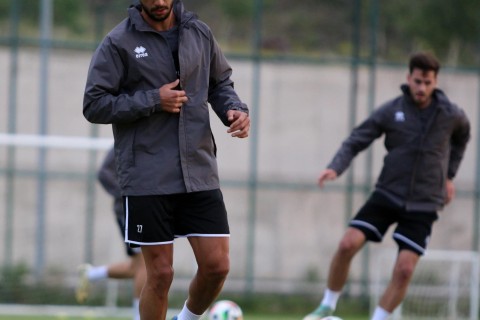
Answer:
[
  {"xmin": 0, "ymin": 317, "xmax": 128, "ymax": 320},
  {"xmin": 0, "ymin": 315, "xmax": 368, "ymax": 320}
]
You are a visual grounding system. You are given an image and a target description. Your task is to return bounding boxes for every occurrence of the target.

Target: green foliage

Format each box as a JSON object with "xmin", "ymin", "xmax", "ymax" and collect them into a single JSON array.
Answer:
[
  {"xmin": 378, "ymin": 0, "xmax": 480, "ymax": 65},
  {"xmin": 0, "ymin": 262, "xmax": 29, "ymax": 302},
  {"xmin": 0, "ymin": 263, "xmax": 81, "ymax": 305},
  {"xmin": 0, "ymin": 1, "xmax": 10, "ymax": 20},
  {"xmin": 1, "ymin": 0, "xmax": 479, "ymax": 65},
  {"xmin": 53, "ymin": 0, "xmax": 88, "ymax": 34},
  {"xmin": 14, "ymin": 0, "xmax": 39, "ymax": 27},
  {"xmin": 214, "ymin": 0, "xmax": 253, "ymax": 21},
  {"xmin": 0, "ymin": 0, "xmax": 88, "ymax": 35}
]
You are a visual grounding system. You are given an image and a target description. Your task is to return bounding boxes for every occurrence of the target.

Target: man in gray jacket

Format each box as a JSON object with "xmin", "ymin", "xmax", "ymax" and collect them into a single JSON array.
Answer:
[
  {"xmin": 303, "ymin": 52, "xmax": 470, "ymax": 320},
  {"xmin": 83, "ymin": 1, "xmax": 250, "ymax": 319}
]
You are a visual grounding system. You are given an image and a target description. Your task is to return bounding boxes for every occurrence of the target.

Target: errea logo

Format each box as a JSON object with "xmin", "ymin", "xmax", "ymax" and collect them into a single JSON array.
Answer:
[
  {"xmin": 134, "ymin": 46, "xmax": 149, "ymax": 58},
  {"xmin": 394, "ymin": 111, "xmax": 405, "ymax": 122}
]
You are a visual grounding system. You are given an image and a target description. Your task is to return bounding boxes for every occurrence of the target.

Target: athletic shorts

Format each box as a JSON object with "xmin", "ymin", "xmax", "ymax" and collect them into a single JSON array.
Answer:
[
  {"xmin": 349, "ymin": 191, "xmax": 438, "ymax": 255},
  {"xmin": 124, "ymin": 189, "xmax": 229, "ymax": 247},
  {"xmin": 113, "ymin": 197, "xmax": 141, "ymax": 256}
]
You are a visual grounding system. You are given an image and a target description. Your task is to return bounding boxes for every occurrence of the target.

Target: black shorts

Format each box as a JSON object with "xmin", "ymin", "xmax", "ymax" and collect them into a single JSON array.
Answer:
[
  {"xmin": 350, "ymin": 191, "xmax": 438, "ymax": 255},
  {"xmin": 113, "ymin": 197, "xmax": 141, "ymax": 256},
  {"xmin": 124, "ymin": 189, "xmax": 229, "ymax": 247}
]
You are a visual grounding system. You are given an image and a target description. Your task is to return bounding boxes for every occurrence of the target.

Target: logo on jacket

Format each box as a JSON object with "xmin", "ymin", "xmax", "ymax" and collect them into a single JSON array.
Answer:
[
  {"xmin": 134, "ymin": 46, "xmax": 149, "ymax": 59},
  {"xmin": 394, "ymin": 111, "xmax": 405, "ymax": 122}
]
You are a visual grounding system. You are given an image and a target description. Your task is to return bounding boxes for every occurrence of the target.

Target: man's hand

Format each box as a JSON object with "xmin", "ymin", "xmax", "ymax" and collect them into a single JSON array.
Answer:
[
  {"xmin": 318, "ymin": 169, "xmax": 338, "ymax": 188},
  {"xmin": 227, "ymin": 110, "xmax": 250, "ymax": 138},
  {"xmin": 445, "ymin": 179, "xmax": 455, "ymax": 205},
  {"xmin": 159, "ymin": 79, "xmax": 188, "ymax": 113}
]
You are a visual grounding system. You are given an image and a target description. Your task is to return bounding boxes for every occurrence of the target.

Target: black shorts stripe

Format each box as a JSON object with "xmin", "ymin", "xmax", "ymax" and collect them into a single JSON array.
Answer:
[
  {"xmin": 124, "ymin": 189, "xmax": 229, "ymax": 247},
  {"xmin": 350, "ymin": 191, "xmax": 438, "ymax": 255}
]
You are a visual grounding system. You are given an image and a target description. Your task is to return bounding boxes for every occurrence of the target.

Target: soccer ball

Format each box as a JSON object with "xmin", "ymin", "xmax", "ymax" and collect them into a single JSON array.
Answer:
[
  {"xmin": 208, "ymin": 300, "xmax": 243, "ymax": 320},
  {"xmin": 321, "ymin": 317, "xmax": 343, "ymax": 320}
]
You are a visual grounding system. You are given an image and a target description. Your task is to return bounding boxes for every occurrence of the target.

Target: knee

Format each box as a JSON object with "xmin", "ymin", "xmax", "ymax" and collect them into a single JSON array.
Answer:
[
  {"xmin": 149, "ymin": 264, "xmax": 174, "ymax": 288},
  {"xmin": 337, "ymin": 237, "xmax": 362, "ymax": 257},
  {"xmin": 394, "ymin": 261, "xmax": 415, "ymax": 282},
  {"xmin": 200, "ymin": 256, "xmax": 230, "ymax": 281}
]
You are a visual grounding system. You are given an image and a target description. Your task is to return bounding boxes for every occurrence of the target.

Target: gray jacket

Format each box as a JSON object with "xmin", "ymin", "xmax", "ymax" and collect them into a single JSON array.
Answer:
[
  {"xmin": 83, "ymin": 1, "xmax": 248, "ymax": 196},
  {"xmin": 328, "ymin": 85, "xmax": 470, "ymax": 211}
]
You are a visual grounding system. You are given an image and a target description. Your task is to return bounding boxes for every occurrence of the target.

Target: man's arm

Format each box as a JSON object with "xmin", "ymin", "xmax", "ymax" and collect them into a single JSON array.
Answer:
[
  {"xmin": 226, "ymin": 110, "xmax": 250, "ymax": 138},
  {"xmin": 445, "ymin": 179, "xmax": 455, "ymax": 205},
  {"xmin": 318, "ymin": 169, "xmax": 338, "ymax": 188},
  {"xmin": 206, "ymin": 31, "xmax": 249, "ymax": 127},
  {"xmin": 327, "ymin": 110, "xmax": 384, "ymax": 176},
  {"xmin": 447, "ymin": 109, "xmax": 470, "ymax": 179},
  {"xmin": 83, "ymin": 38, "xmax": 163, "ymax": 124}
]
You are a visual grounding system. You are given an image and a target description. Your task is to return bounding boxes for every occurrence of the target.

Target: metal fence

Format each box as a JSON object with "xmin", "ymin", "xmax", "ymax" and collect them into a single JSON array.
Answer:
[{"xmin": 1, "ymin": 0, "xmax": 480, "ymax": 308}]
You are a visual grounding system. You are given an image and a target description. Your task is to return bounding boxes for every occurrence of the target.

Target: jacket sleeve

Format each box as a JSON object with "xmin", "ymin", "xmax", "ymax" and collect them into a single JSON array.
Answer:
[
  {"xmin": 97, "ymin": 148, "xmax": 122, "ymax": 198},
  {"xmin": 206, "ymin": 32, "xmax": 248, "ymax": 126},
  {"xmin": 327, "ymin": 109, "xmax": 385, "ymax": 176},
  {"xmin": 83, "ymin": 37, "xmax": 161, "ymax": 124},
  {"xmin": 448, "ymin": 108, "xmax": 470, "ymax": 179}
]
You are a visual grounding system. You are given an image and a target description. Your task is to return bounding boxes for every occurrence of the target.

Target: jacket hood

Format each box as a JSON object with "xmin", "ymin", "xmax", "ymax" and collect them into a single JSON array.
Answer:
[{"xmin": 400, "ymin": 84, "xmax": 451, "ymax": 109}]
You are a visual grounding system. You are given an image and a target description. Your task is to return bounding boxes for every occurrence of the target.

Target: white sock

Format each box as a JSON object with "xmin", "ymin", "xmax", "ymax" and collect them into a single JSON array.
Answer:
[
  {"xmin": 371, "ymin": 306, "xmax": 391, "ymax": 320},
  {"xmin": 87, "ymin": 266, "xmax": 108, "ymax": 281},
  {"xmin": 321, "ymin": 288, "xmax": 341, "ymax": 310},
  {"xmin": 177, "ymin": 302, "xmax": 202, "ymax": 320},
  {"xmin": 132, "ymin": 298, "xmax": 140, "ymax": 320}
]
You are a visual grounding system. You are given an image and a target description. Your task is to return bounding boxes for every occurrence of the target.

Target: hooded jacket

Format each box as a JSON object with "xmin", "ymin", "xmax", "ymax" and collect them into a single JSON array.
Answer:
[
  {"xmin": 328, "ymin": 85, "xmax": 470, "ymax": 211},
  {"xmin": 83, "ymin": 1, "xmax": 248, "ymax": 196}
]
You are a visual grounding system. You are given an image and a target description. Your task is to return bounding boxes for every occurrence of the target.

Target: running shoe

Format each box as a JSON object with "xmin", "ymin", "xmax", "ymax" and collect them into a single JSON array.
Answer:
[
  {"xmin": 302, "ymin": 304, "xmax": 334, "ymax": 320},
  {"xmin": 75, "ymin": 263, "xmax": 91, "ymax": 303}
]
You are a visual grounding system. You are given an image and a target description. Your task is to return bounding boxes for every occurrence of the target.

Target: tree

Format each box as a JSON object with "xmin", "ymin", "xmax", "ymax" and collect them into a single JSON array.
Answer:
[{"xmin": 380, "ymin": 0, "xmax": 480, "ymax": 66}]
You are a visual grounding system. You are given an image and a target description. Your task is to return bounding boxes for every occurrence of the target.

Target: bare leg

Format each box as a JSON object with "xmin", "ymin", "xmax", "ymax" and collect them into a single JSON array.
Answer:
[
  {"xmin": 327, "ymin": 228, "xmax": 366, "ymax": 291},
  {"xmin": 140, "ymin": 244, "xmax": 174, "ymax": 320},
  {"xmin": 131, "ymin": 253, "xmax": 147, "ymax": 298},
  {"xmin": 107, "ymin": 259, "xmax": 137, "ymax": 279},
  {"xmin": 185, "ymin": 237, "xmax": 230, "ymax": 315},
  {"xmin": 378, "ymin": 250, "xmax": 420, "ymax": 312},
  {"xmin": 106, "ymin": 253, "xmax": 146, "ymax": 297}
]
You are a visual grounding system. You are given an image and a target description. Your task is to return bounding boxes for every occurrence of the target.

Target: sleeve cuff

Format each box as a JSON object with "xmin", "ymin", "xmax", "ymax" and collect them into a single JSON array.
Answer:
[{"xmin": 147, "ymin": 89, "xmax": 161, "ymax": 112}]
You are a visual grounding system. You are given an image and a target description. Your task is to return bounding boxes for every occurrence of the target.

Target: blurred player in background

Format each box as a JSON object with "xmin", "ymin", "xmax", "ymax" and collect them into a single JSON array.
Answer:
[
  {"xmin": 82, "ymin": 0, "xmax": 250, "ymax": 319},
  {"xmin": 76, "ymin": 148, "xmax": 146, "ymax": 320},
  {"xmin": 303, "ymin": 52, "xmax": 470, "ymax": 320}
]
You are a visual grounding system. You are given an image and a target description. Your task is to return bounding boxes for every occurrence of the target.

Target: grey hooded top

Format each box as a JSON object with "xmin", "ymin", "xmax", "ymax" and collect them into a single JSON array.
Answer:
[
  {"xmin": 83, "ymin": 1, "xmax": 248, "ymax": 196},
  {"xmin": 327, "ymin": 85, "xmax": 470, "ymax": 211}
]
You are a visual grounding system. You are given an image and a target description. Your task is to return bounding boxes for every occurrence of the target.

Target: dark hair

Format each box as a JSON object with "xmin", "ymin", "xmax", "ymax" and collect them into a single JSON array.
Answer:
[{"xmin": 409, "ymin": 52, "xmax": 440, "ymax": 75}]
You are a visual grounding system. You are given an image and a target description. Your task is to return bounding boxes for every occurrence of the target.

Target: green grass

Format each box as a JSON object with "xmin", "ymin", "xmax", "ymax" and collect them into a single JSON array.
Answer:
[
  {"xmin": 0, "ymin": 317, "xmax": 127, "ymax": 320},
  {"xmin": 0, "ymin": 315, "xmax": 368, "ymax": 320}
]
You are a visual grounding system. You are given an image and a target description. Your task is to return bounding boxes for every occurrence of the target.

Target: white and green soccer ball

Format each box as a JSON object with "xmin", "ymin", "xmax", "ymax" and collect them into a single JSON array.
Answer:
[{"xmin": 208, "ymin": 300, "xmax": 243, "ymax": 320}]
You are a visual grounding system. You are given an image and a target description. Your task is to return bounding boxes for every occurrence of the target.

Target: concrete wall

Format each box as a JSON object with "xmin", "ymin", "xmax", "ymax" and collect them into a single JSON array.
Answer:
[{"xmin": 0, "ymin": 48, "xmax": 479, "ymax": 293}]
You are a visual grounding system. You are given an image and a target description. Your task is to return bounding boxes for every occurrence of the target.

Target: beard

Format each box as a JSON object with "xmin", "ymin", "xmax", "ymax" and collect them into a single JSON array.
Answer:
[{"xmin": 141, "ymin": 3, "xmax": 173, "ymax": 22}]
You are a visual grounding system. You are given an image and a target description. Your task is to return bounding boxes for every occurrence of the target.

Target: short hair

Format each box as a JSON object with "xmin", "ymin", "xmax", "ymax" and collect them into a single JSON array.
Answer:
[{"xmin": 409, "ymin": 52, "xmax": 441, "ymax": 75}]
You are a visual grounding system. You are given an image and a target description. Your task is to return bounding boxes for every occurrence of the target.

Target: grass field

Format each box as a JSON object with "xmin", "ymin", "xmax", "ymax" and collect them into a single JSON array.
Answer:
[
  {"xmin": 0, "ymin": 316, "xmax": 299, "ymax": 320},
  {"xmin": 0, "ymin": 315, "xmax": 370, "ymax": 320},
  {"xmin": 0, "ymin": 314, "xmax": 369, "ymax": 320}
]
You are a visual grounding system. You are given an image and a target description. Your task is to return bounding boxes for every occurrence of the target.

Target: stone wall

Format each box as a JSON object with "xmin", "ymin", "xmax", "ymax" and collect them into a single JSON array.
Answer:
[{"xmin": 0, "ymin": 48, "xmax": 479, "ymax": 293}]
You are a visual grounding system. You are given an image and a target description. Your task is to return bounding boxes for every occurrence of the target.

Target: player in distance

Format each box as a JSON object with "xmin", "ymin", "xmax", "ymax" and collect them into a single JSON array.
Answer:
[
  {"xmin": 303, "ymin": 52, "xmax": 470, "ymax": 320},
  {"xmin": 76, "ymin": 148, "xmax": 146, "ymax": 320}
]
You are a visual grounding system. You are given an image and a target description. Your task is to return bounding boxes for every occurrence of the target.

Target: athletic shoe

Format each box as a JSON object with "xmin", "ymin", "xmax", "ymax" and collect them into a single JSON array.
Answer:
[
  {"xmin": 302, "ymin": 305, "xmax": 334, "ymax": 320},
  {"xmin": 75, "ymin": 263, "xmax": 91, "ymax": 304}
]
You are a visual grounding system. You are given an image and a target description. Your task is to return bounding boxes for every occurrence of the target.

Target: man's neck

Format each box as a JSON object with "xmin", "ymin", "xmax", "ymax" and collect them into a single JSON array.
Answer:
[{"xmin": 416, "ymin": 98, "xmax": 432, "ymax": 109}]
